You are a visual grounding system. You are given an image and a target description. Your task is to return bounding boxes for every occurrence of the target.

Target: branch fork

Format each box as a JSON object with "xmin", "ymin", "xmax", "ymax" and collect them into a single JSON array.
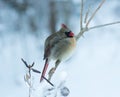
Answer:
[
  {"xmin": 21, "ymin": 58, "xmax": 54, "ymax": 87},
  {"xmin": 76, "ymin": 0, "xmax": 120, "ymax": 41}
]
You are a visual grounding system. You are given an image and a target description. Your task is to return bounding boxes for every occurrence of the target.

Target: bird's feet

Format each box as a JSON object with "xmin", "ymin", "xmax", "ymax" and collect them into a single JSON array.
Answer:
[{"xmin": 48, "ymin": 67, "xmax": 56, "ymax": 81}]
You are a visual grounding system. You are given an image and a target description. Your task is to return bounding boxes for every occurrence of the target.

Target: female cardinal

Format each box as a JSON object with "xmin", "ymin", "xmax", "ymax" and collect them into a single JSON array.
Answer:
[{"xmin": 40, "ymin": 24, "xmax": 76, "ymax": 82}]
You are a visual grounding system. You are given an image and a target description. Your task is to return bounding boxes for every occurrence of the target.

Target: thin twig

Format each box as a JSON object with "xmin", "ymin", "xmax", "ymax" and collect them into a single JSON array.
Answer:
[
  {"xmin": 29, "ymin": 78, "xmax": 31, "ymax": 97},
  {"xmin": 21, "ymin": 58, "xmax": 29, "ymax": 68},
  {"xmin": 21, "ymin": 58, "xmax": 54, "ymax": 87},
  {"xmin": 22, "ymin": 58, "xmax": 33, "ymax": 97},
  {"xmin": 80, "ymin": 0, "xmax": 84, "ymax": 30},
  {"xmin": 30, "ymin": 69, "xmax": 54, "ymax": 86},
  {"xmin": 86, "ymin": 0, "xmax": 106, "ymax": 27},
  {"xmin": 76, "ymin": 0, "xmax": 106, "ymax": 40},
  {"xmin": 88, "ymin": 21, "xmax": 120, "ymax": 30},
  {"xmin": 84, "ymin": 5, "xmax": 91, "ymax": 23},
  {"xmin": 76, "ymin": 21, "xmax": 120, "ymax": 41},
  {"xmin": 42, "ymin": 76, "xmax": 54, "ymax": 87},
  {"xmin": 32, "ymin": 68, "xmax": 41, "ymax": 73}
]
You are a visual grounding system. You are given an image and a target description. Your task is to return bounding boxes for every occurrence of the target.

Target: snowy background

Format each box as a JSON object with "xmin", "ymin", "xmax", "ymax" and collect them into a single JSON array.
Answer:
[{"xmin": 0, "ymin": 0, "xmax": 120, "ymax": 97}]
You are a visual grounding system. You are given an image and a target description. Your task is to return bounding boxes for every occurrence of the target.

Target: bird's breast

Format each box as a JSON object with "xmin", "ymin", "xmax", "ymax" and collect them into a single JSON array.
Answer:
[{"xmin": 50, "ymin": 37, "xmax": 76, "ymax": 61}]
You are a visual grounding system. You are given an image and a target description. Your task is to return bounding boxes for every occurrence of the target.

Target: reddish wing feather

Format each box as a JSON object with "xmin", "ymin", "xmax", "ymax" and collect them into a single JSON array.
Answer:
[{"xmin": 40, "ymin": 59, "xmax": 49, "ymax": 82}]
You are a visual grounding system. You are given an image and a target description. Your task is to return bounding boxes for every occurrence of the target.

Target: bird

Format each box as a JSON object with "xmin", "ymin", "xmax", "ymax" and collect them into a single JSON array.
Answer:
[{"xmin": 40, "ymin": 24, "xmax": 76, "ymax": 82}]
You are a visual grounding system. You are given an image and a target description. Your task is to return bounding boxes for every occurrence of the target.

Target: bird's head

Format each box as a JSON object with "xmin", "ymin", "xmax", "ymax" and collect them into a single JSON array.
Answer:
[{"xmin": 60, "ymin": 24, "xmax": 74, "ymax": 37}]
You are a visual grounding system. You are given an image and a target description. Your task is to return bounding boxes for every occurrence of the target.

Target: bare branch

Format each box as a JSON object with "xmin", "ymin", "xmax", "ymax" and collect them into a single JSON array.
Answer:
[
  {"xmin": 84, "ymin": 5, "xmax": 91, "ymax": 23},
  {"xmin": 21, "ymin": 58, "xmax": 54, "ymax": 87},
  {"xmin": 80, "ymin": 0, "xmax": 84, "ymax": 30},
  {"xmin": 42, "ymin": 76, "xmax": 54, "ymax": 87},
  {"xmin": 86, "ymin": 0, "xmax": 106, "ymax": 27},
  {"xmin": 76, "ymin": 0, "xmax": 107, "ymax": 41},
  {"xmin": 88, "ymin": 21, "xmax": 120, "ymax": 30},
  {"xmin": 75, "ymin": 27, "xmax": 88, "ymax": 40},
  {"xmin": 76, "ymin": 0, "xmax": 106, "ymax": 40},
  {"xmin": 21, "ymin": 58, "xmax": 29, "ymax": 68},
  {"xmin": 76, "ymin": 21, "xmax": 120, "ymax": 41},
  {"xmin": 32, "ymin": 68, "xmax": 41, "ymax": 73}
]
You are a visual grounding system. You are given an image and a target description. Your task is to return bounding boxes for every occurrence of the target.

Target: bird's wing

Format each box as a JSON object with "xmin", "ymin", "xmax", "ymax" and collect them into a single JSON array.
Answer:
[{"xmin": 43, "ymin": 32, "xmax": 65, "ymax": 59}]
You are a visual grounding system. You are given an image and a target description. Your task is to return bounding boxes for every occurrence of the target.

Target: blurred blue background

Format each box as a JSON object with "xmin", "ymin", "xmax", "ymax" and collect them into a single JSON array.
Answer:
[{"xmin": 0, "ymin": 0, "xmax": 120, "ymax": 97}]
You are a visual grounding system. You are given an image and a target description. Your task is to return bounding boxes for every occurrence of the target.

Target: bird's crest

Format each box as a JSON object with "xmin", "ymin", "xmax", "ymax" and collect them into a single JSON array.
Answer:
[{"xmin": 61, "ymin": 24, "xmax": 68, "ymax": 29}]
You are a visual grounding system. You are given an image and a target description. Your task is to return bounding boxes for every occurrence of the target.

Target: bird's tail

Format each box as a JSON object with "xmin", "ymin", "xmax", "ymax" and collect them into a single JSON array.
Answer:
[{"xmin": 40, "ymin": 58, "xmax": 49, "ymax": 82}]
